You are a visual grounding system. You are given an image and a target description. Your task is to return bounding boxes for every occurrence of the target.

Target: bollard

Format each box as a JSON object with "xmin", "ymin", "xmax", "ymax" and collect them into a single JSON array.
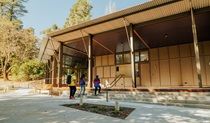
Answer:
[
  {"xmin": 115, "ymin": 100, "xmax": 120, "ymax": 111},
  {"xmin": 80, "ymin": 95, "xmax": 83, "ymax": 106}
]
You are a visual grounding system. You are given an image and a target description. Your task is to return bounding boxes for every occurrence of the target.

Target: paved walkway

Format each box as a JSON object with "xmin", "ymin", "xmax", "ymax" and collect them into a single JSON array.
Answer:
[{"xmin": 0, "ymin": 88, "xmax": 210, "ymax": 123}]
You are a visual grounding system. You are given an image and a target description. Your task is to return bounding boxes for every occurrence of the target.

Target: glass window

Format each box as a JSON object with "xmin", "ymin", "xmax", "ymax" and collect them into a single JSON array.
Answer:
[
  {"xmin": 124, "ymin": 53, "xmax": 131, "ymax": 63},
  {"xmin": 140, "ymin": 51, "xmax": 149, "ymax": 61},
  {"xmin": 116, "ymin": 54, "xmax": 123, "ymax": 64},
  {"xmin": 135, "ymin": 52, "xmax": 139, "ymax": 62}
]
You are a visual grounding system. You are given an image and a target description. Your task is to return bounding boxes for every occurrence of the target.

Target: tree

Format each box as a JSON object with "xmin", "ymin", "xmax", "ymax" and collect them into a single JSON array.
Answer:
[
  {"xmin": 12, "ymin": 59, "xmax": 46, "ymax": 81},
  {"xmin": 0, "ymin": 0, "xmax": 28, "ymax": 21},
  {"xmin": 0, "ymin": 16, "xmax": 38, "ymax": 81},
  {"xmin": 40, "ymin": 24, "xmax": 60, "ymax": 35},
  {"xmin": 63, "ymin": 0, "xmax": 92, "ymax": 28}
]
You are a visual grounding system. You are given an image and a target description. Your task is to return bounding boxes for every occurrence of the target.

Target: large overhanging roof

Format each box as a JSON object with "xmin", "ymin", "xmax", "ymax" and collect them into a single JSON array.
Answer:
[
  {"xmin": 48, "ymin": 0, "xmax": 209, "ymax": 42},
  {"xmin": 39, "ymin": 0, "xmax": 210, "ymax": 62}
]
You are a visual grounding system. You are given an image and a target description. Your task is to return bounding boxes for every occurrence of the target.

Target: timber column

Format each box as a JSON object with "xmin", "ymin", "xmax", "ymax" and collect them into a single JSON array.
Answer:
[
  {"xmin": 52, "ymin": 55, "xmax": 57, "ymax": 87},
  {"xmin": 130, "ymin": 24, "xmax": 136, "ymax": 88},
  {"xmin": 58, "ymin": 42, "xmax": 63, "ymax": 87},
  {"xmin": 190, "ymin": 0, "xmax": 202, "ymax": 88},
  {"xmin": 88, "ymin": 35, "xmax": 93, "ymax": 88}
]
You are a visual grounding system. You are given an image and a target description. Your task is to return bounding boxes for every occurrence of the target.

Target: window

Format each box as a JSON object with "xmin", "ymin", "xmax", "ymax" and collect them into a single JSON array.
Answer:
[
  {"xmin": 140, "ymin": 51, "xmax": 149, "ymax": 61},
  {"xmin": 124, "ymin": 53, "xmax": 131, "ymax": 63},
  {"xmin": 135, "ymin": 52, "xmax": 139, "ymax": 62},
  {"xmin": 116, "ymin": 54, "xmax": 123, "ymax": 64}
]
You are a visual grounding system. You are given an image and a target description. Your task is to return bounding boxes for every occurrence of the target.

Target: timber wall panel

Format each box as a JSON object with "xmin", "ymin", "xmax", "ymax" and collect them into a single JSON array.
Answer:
[
  {"xmin": 118, "ymin": 65, "xmax": 132, "ymax": 77},
  {"xmin": 150, "ymin": 61, "xmax": 160, "ymax": 86},
  {"xmin": 115, "ymin": 79, "xmax": 124, "ymax": 87},
  {"xmin": 192, "ymin": 56, "xmax": 206, "ymax": 86},
  {"xmin": 104, "ymin": 66, "xmax": 110, "ymax": 78},
  {"xmin": 102, "ymin": 55, "xmax": 108, "ymax": 66},
  {"xmin": 150, "ymin": 48, "xmax": 158, "ymax": 60},
  {"xmin": 140, "ymin": 63, "xmax": 151, "ymax": 86},
  {"xmin": 108, "ymin": 54, "xmax": 115, "ymax": 65},
  {"xmin": 95, "ymin": 56, "xmax": 101, "ymax": 66},
  {"xmin": 205, "ymin": 56, "xmax": 210, "ymax": 85},
  {"xmin": 124, "ymin": 78, "xmax": 132, "ymax": 87},
  {"xmin": 160, "ymin": 60, "xmax": 170, "ymax": 86},
  {"xmin": 203, "ymin": 41, "xmax": 210, "ymax": 55},
  {"xmin": 159, "ymin": 47, "xmax": 168, "ymax": 60},
  {"xmin": 96, "ymin": 67, "xmax": 103, "ymax": 78},
  {"xmin": 180, "ymin": 58, "xmax": 194, "ymax": 86},
  {"xmin": 169, "ymin": 45, "xmax": 179, "ymax": 59},
  {"xmin": 180, "ymin": 44, "xmax": 191, "ymax": 58},
  {"xmin": 170, "ymin": 59, "xmax": 181, "ymax": 86},
  {"xmin": 110, "ymin": 66, "xmax": 116, "ymax": 77}
]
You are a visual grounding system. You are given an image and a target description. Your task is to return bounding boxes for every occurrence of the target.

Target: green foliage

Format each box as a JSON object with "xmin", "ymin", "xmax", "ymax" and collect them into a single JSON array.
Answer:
[
  {"xmin": 40, "ymin": 24, "xmax": 60, "ymax": 35},
  {"xmin": 11, "ymin": 59, "xmax": 45, "ymax": 81},
  {"xmin": 63, "ymin": 0, "xmax": 92, "ymax": 28},
  {"xmin": 0, "ymin": 0, "xmax": 28, "ymax": 22},
  {"xmin": 98, "ymin": 106, "xmax": 106, "ymax": 111},
  {"xmin": 0, "ymin": 16, "xmax": 38, "ymax": 80}
]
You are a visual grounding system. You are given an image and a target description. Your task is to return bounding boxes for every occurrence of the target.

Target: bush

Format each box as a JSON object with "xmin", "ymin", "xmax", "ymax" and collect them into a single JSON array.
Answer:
[{"xmin": 12, "ymin": 59, "xmax": 45, "ymax": 81}]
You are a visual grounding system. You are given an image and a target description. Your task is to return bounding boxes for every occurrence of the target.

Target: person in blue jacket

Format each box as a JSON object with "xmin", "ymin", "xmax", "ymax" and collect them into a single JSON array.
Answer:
[
  {"xmin": 93, "ymin": 75, "xmax": 101, "ymax": 96},
  {"xmin": 78, "ymin": 73, "xmax": 86, "ymax": 97}
]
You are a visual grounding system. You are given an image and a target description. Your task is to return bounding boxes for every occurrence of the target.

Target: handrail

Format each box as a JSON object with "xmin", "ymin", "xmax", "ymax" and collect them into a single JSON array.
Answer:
[
  {"xmin": 109, "ymin": 74, "xmax": 125, "ymax": 88},
  {"xmin": 105, "ymin": 74, "xmax": 125, "ymax": 102}
]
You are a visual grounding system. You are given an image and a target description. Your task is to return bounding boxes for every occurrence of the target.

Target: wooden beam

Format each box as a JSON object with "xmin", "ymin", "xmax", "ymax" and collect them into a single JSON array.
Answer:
[
  {"xmin": 93, "ymin": 39, "xmax": 114, "ymax": 54},
  {"xmin": 133, "ymin": 29, "xmax": 150, "ymax": 49},
  {"xmin": 63, "ymin": 44, "xmax": 87, "ymax": 56}
]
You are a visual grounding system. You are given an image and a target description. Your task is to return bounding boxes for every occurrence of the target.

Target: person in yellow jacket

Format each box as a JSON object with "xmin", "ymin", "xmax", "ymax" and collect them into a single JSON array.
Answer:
[{"xmin": 69, "ymin": 71, "xmax": 77, "ymax": 99}]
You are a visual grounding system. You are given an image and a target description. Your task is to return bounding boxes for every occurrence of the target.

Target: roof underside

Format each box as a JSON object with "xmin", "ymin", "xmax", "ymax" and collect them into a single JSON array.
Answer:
[{"xmin": 39, "ymin": 0, "xmax": 210, "ymax": 62}]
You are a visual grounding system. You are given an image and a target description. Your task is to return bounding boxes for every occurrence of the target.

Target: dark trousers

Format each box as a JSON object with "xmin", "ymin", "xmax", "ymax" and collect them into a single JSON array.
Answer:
[
  {"xmin": 69, "ymin": 86, "xmax": 76, "ymax": 97},
  {"xmin": 94, "ymin": 86, "xmax": 101, "ymax": 95}
]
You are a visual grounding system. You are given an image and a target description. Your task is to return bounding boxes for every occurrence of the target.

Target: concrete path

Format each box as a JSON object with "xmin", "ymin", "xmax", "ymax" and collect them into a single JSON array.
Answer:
[{"xmin": 0, "ymin": 88, "xmax": 210, "ymax": 123}]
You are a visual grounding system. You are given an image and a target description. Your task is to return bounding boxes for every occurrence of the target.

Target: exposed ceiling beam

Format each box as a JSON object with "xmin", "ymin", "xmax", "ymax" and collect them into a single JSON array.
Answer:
[
  {"xmin": 93, "ymin": 39, "xmax": 114, "ymax": 54},
  {"xmin": 133, "ymin": 29, "xmax": 150, "ymax": 49},
  {"xmin": 63, "ymin": 44, "xmax": 87, "ymax": 56}
]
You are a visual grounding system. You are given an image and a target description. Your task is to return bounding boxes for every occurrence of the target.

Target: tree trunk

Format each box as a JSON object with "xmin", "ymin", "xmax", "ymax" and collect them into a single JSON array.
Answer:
[{"xmin": 3, "ymin": 64, "xmax": 9, "ymax": 81}]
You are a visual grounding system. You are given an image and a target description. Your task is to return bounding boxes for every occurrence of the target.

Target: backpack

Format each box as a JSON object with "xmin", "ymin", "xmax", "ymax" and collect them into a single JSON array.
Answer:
[
  {"xmin": 80, "ymin": 78, "xmax": 85, "ymax": 85},
  {"xmin": 66, "ymin": 74, "xmax": 72, "ymax": 84}
]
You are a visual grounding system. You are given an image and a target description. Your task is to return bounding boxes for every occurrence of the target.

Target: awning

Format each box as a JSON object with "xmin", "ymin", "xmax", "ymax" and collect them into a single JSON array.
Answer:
[{"xmin": 38, "ymin": 0, "xmax": 210, "ymax": 62}]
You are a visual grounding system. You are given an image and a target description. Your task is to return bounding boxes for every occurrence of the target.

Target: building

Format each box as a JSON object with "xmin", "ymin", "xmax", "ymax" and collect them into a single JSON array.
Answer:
[{"xmin": 38, "ymin": 0, "xmax": 210, "ymax": 89}]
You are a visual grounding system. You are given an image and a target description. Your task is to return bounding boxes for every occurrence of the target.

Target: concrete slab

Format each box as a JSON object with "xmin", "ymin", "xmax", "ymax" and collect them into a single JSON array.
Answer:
[{"xmin": 0, "ymin": 88, "xmax": 210, "ymax": 123}]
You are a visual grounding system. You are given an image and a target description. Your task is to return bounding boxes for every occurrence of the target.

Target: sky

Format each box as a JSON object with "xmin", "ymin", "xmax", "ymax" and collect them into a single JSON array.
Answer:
[{"xmin": 21, "ymin": 0, "xmax": 149, "ymax": 39}]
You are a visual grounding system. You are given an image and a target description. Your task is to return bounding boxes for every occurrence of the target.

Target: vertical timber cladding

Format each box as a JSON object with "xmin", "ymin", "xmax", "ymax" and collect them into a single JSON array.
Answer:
[
  {"xmin": 150, "ymin": 48, "xmax": 160, "ymax": 86},
  {"xmin": 140, "ymin": 63, "xmax": 151, "ymax": 86},
  {"xmin": 191, "ymin": 43, "xmax": 206, "ymax": 86},
  {"xmin": 169, "ymin": 45, "xmax": 181, "ymax": 86},
  {"xmin": 95, "ymin": 54, "xmax": 116, "ymax": 86},
  {"xmin": 203, "ymin": 41, "xmax": 210, "ymax": 86},
  {"xmin": 180, "ymin": 44, "xmax": 194, "ymax": 86},
  {"xmin": 148, "ymin": 41, "xmax": 210, "ymax": 87},
  {"xmin": 159, "ymin": 47, "xmax": 170, "ymax": 86}
]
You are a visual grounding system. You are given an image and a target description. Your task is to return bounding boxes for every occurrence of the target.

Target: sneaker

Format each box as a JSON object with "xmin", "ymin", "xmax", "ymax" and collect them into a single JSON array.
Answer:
[{"xmin": 69, "ymin": 96, "xmax": 73, "ymax": 99}]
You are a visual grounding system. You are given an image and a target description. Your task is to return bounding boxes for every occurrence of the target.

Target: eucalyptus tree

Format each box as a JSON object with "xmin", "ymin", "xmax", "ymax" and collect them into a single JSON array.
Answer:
[
  {"xmin": 0, "ymin": 17, "xmax": 38, "ymax": 80},
  {"xmin": 63, "ymin": 0, "xmax": 92, "ymax": 28},
  {"xmin": 40, "ymin": 24, "xmax": 60, "ymax": 35},
  {"xmin": 0, "ymin": 0, "xmax": 28, "ymax": 21}
]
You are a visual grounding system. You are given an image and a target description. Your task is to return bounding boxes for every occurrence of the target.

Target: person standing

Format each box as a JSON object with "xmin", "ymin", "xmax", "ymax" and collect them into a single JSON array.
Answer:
[
  {"xmin": 93, "ymin": 75, "xmax": 101, "ymax": 96},
  {"xmin": 78, "ymin": 74, "xmax": 86, "ymax": 97},
  {"xmin": 69, "ymin": 71, "xmax": 77, "ymax": 99}
]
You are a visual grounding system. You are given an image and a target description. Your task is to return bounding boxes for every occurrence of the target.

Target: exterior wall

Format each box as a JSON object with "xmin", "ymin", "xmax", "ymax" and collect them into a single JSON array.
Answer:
[
  {"xmin": 94, "ymin": 54, "xmax": 133, "ymax": 88},
  {"xmin": 94, "ymin": 41, "xmax": 210, "ymax": 88},
  {"xmin": 149, "ymin": 41, "xmax": 210, "ymax": 87}
]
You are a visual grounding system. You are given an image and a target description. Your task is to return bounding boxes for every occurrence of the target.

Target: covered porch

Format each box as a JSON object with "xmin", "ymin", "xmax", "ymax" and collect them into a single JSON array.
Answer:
[{"xmin": 38, "ymin": 0, "xmax": 210, "ymax": 89}]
